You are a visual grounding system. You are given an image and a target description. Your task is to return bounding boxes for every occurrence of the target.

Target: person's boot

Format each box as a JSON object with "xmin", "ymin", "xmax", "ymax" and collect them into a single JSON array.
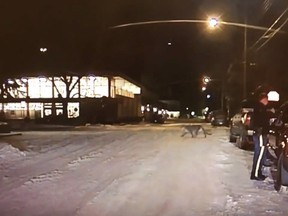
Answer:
[{"xmin": 250, "ymin": 174, "xmax": 266, "ymax": 181}]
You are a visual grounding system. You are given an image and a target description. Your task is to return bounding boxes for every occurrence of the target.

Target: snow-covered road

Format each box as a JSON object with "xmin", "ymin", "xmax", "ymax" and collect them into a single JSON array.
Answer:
[{"xmin": 0, "ymin": 124, "xmax": 288, "ymax": 216}]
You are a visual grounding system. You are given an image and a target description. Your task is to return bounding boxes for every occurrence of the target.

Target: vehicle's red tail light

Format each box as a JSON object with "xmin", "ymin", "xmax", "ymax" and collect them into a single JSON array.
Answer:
[
  {"xmin": 242, "ymin": 113, "xmax": 251, "ymax": 126},
  {"xmin": 245, "ymin": 115, "xmax": 251, "ymax": 124}
]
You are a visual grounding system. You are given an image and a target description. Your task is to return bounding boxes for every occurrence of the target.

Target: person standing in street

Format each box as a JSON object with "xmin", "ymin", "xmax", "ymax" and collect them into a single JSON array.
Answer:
[{"xmin": 250, "ymin": 92, "xmax": 270, "ymax": 181}]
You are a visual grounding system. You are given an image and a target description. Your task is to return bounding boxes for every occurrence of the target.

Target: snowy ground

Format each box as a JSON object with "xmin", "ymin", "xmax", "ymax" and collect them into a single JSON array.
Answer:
[{"xmin": 0, "ymin": 123, "xmax": 288, "ymax": 216}]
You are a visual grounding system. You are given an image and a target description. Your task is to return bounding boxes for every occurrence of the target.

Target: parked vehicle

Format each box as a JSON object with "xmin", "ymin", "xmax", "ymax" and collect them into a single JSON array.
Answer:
[
  {"xmin": 229, "ymin": 107, "xmax": 254, "ymax": 149},
  {"xmin": 151, "ymin": 112, "xmax": 166, "ymax": 124},
  {"xmin": 229, "ymin": 97, "xmax": 278, "ymax": 149},
  {"xmin": 267, "ymin": 101, "xmax": 288, "ymax": 191},
  {"xmin": 208, "ymin": 110, "xmax": 228, "ymax": 126}
]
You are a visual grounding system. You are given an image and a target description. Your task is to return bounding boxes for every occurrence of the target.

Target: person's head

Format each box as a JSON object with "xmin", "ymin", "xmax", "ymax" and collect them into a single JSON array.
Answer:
[{"xmin": 258, "ymin": 92, "xmax": 269, "ymax": 106}]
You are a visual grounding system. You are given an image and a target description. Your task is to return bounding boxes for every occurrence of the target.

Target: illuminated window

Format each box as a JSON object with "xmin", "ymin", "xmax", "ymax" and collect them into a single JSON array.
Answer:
[
  {"xmin": 45, "ymin": 109, "xmax": 52, "ymax": 116},
  {"xmin": 110, "ymin": 78, "xmax": 116, "ymax": 98},
  {"xmin": 80, "ymin": 76, "xmax": 109, "ymax": 98},
  {"xmin": 6, "ymin": 79, "xmax": 28, "ymax": 98},
  {"xmin": 40, "ymin": 77, "xmax": 53, "ymax": 98},
  {"xmin": 68, "ymin": 102, "xmax": 80, "ymax": 118},
  {"xmin": 95, "ymin": 77, "xmax": 109, "ymax": 98},
  {"xmin": 28, "ymin": 78, "xmax": 40, "ymax": 98},
  {"xmin": 4, "ymin": 103, "xmax": 26, "ymax": 111},
  {"xmin": 28, "ymin": 77, "xmax": 53, "ymax": 98},
  {"xmin": 80, "ymin": 76, "xmax": 96, "ymax": 97},
  {"xmin": 29, "ymin": 103, "xmax": 42, "ymax": 110},
  {"xmin": 51, "ymin": 76, "xmax": 80, "ymax": 98},
  {"xmin": 4, "ymin": 75, "xmax": 140, "ymax": 100},
  {"xmin": 114, "ymin": 76, "xmax": 141, "ymax": 98},
  {"xmin": 64, "ymin": 77, "xmax": 80, "ymax": 98},
  {"xmin": 53, "ymin": 77, "xmax": 67, "ymax": 98}
]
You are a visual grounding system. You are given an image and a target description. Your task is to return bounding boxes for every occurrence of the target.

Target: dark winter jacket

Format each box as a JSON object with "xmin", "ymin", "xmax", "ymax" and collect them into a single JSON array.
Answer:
[{"xmin": 250, "ymin": 101, "xmax": 270, "ymax": 134}]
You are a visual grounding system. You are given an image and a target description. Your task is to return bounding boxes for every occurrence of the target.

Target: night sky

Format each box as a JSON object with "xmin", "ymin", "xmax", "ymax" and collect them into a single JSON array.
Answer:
[{"xmin": 1, "ymin": 0, "xmax": 288, "ymax": 111}]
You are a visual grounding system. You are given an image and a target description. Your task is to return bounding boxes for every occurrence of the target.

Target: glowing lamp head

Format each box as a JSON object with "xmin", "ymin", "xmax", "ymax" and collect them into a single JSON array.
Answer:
[{"xmin": 208, "ymin": 17, "xmax": 220, "ymax": 29}]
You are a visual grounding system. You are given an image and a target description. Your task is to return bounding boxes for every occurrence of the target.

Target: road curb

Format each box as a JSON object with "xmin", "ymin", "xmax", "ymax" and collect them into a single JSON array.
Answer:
[{"xmin": 0, "ymin": 132, "xmax": 22, "ymax": 137}]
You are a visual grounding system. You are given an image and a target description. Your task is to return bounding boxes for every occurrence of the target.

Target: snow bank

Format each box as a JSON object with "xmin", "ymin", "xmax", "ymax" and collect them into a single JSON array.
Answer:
[{"xmin": 0, "ymin": 143, "xmax": 26, "ymax": 160}]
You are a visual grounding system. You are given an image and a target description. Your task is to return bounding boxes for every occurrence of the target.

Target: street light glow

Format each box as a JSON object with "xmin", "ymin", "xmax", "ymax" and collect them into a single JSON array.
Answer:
[
  {"xmin": 208, "ymin": 17, "xmax": 220, "ymax": 29},
  {"xmin": 203, "ymin": 76, "xmax": 211, "ymax": 84},
  {"xmin": 40, "ymin": 47, "xmax": 48, "ymax": 52}
]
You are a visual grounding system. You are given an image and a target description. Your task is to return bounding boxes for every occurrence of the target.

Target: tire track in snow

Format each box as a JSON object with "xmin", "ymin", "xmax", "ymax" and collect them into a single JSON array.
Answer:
[
  {"xmin": 0, "ymin": 131, "xmax": 132, "ymax": 198},
  {"xmin": 0, "ymin": 129, "xmax": 164, "ymax": 216},
  {"xmin": 73, "ymin": 130, "xmax": 167, "ymax": 216}
]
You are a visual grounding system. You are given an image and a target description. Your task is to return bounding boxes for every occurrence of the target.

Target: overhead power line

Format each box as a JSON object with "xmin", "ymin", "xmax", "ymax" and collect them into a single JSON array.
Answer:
[
  {"xmin": 256, "ymin": 16, "xmax": 288, "ymax": 51},
  {"xmin": 250, "ymin": 7, "xmax": 288, "ymax": 51}
]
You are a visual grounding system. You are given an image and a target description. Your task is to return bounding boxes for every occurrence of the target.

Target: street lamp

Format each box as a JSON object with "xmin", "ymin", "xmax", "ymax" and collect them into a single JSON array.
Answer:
[
  {"xmin": 40, "ymin": 47, "xmax": 48, "ymax": 53},
  {"xmin": 203, "ymin": 75, "xmax": 225, "ymax": 111},
  {"xmin": 208, "ymin": 17, "xmax": 220, "ymax": 29},
  {"xmin": 203, "ymin": 76, "xmax": 211, "ymax": 84},
  {"xmin": 208, "ymin": 17, "xmax": 247, "ymax": 99},
  {"xmin": 112, "ymin": 18, "xmax": 281, "ymax": 101}
]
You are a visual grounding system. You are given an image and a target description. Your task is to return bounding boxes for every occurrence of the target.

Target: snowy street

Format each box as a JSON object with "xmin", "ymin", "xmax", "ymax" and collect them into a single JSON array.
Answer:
[{"xmin": 0, "ymin": 123, "xmax": 288, "ymax": 216}]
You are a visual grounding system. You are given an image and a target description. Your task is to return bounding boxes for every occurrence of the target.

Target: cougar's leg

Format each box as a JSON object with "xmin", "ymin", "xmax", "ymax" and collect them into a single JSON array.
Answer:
[
  {"xmin": 201, "ymin": 127, "xmax": 207, "ymax": 138},
  {"xmin": 195, "ymin": 127, "xmax": 200, "ymax": 137},
  {"xmin": 181, "ymin": 128, "xmax": 187, "ymax": 137},
  {"xmin": 191, "ymin": 130, "xmax": 194, "ymax": 137}
]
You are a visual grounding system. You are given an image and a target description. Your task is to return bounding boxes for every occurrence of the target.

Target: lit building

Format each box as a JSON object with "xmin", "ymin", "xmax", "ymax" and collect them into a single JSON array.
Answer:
[{"xmin": 0, "ymin": 72, "xmax": 142, "ymax": 124}]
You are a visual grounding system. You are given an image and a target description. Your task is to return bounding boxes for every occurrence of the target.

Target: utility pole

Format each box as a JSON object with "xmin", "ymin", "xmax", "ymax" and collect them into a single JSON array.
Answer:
[
  {"xmin": 243, "ymin": 19, "xmax": 248, "ymax": 100},
  {"xmin": 221, "ymin": 78, "xmax": 225, "ymax": 111}
]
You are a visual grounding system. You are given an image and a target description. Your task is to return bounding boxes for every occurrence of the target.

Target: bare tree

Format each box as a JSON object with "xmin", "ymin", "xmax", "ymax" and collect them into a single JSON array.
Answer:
[{"xmin": 52, "ymin": 75, "xmax": 82, "ymax": 118}]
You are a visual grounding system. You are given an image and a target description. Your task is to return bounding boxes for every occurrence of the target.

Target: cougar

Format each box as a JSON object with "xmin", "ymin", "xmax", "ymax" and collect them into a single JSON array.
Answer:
[{"xmin": 180, "ymin": 125, "xmax": 209, "ymax": 138}]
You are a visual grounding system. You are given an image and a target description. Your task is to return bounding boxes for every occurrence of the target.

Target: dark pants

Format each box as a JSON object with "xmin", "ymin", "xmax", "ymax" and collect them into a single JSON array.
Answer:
[{"xmin": 251, "ymin": 133, "xmax": 268, "ymax": 178}]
